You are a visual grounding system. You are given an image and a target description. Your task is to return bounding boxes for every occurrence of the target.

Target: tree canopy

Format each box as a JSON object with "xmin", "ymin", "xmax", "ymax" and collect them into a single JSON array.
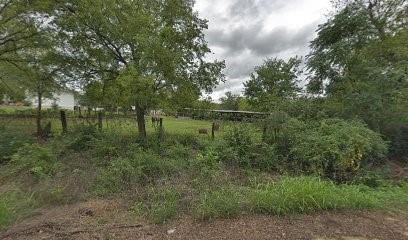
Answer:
[{"xmin": 244, "ymin": 57, "xmax": 302, "ymax": 111}]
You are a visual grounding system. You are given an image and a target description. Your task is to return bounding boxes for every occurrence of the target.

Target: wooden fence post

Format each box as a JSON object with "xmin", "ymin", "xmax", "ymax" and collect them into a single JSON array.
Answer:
[
  {"xmin": 98, "ymin": 111, "xmax": 103, "ymax": 130},
  {"xmin": 158, "ymin": 118, "xmax": 164, "ymax": 140},
  {"xmin": 60, "ymin": 110, "xmax": 67, "ymax": 133},
  {"xmin": 262, "ymin": 125, "xmax": 267, "ymax": 141},
  {"xmin": 211, "ymin": 122, "xmax": 215, "ymax": 140}
]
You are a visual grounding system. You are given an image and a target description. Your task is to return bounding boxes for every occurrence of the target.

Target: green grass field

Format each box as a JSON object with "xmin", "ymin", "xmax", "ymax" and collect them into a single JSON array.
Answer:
[
  {"xmin": 0, "ymin": 106, "xmax": 227, "ymax": 137},
  {"xmin": 0, "ymin": 108, "xmax": 217, "ymax": 136}
]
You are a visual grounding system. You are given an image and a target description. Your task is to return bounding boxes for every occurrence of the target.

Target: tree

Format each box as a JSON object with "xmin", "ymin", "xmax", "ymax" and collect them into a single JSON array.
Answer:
[
  {"xmin": 306, "ymin": 0, "xmax": 408, "ymax": 157},
  {"xmin": 51, "ymin": 0, "xmax": 225, "ymax": 138},
  {"xmin": 0, "ymin": 1, "xmax": 63, "ymax": 138},
  {"xmin": 244, "ymin": 57, "xmax": 301, "ymax": 111},
  {"xmin": 307, "ymin": 0, "xmax": 407, "ymax": 93},
  {"xmin": 219, "ymin": 91, "xmax": 241, "ymax": 111}
]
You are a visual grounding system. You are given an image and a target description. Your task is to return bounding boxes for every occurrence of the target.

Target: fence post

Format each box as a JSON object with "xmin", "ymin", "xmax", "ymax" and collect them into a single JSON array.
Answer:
[
  {"xmin": 60, "ymin": 110, "xmax": 67, "ymax": 133},
  {"xmin": 98, "ymin": 111, "xmax": 103, "ymax": 130},
  {"xmin": 158, "ymin": 118, "xmax": 164, "ymax": 140},
  {"xmin": 211, "ymin": 122, "xmax": 215, "ymax": 140},
  {"xmin": 262, "ymin": 125, "xmax": 267, "ymax": 141}
]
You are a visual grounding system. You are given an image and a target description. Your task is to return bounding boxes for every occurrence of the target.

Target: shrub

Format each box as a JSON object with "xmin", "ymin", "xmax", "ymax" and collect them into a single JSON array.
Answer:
[
  {"xmin": 288, "ymin": 119, "xmax": 388, "ymax": 181},
  {"xmin": 11, "ymin": 144, "xmax": 59, "ymax": 179},
  {"xmin": 68, "ymin": 124, "xmax": 99, "ymax": 151},
  {"xmin": 220, "ymin": 124, "xmax": 259, "ymax": 168},
  {"xmin": 262, "ymin": 115, "xmax": 306, "ymax": 156},
  {"xmin": 249, "ymin": 176, "xmax": 378, "ymax": 215},
  {"xmin": 192, "ymin": 147, "xmax": 222, "ymax": 178},
  {"xmin": 194, "ymin": 187, "xmax": 243, "ymax": 220}
]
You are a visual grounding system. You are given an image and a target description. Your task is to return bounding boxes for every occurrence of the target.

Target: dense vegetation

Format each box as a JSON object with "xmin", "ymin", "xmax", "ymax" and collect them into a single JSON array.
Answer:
[
  {"xmin": 0, "ymin": 0, "xmax": 407, "ymax": 231},
  {"xmin": 0, "ymin": 119, "xmax": 407, "ymax": 228}
]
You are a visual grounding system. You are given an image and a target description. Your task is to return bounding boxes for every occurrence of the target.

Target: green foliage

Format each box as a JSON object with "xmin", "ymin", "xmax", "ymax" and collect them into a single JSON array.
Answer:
[
  {"xmin": 244, "ymin": 57, "xmax": 301, "ymax": 111},
  {"xmin": 195, "ymin": 187, "xmax": 243, "ymax": 220},
  {"xmin": 0, "ymin": 127, "xmax": 34, "ymax": 164},
  {"xmin": 91, "ymin": 131, "xmax": 135, "ymax": 159},
  {"xmin": 192, "ymin": 147, "xmax": 222, "ymax": 179},
  {"xmin": 94, "ymin": 149, "xmax": 181, "ymax": 195},
  {"xmin": 51, "ymin": 0, "xmax": 225, "ymax": 136},
  {"xmin": 68, "ymin": 124, "xmax": 99, "ymax": 151},
  {"xmin": 249, "ymin": 176, "xmax": 378, "ymax": 215},
  {"xmin": 258, "ymin": 116, "xmax": 389, "ymax": 181},
  {"xmin": 193, "ymin": 177, "xmax": 408, "ymax": 220},
  {"xmin": 306, "ymin": 1, "xmax": 408, "ymax": 160},
  {"xmin": 219, "ymin": 91, "xmax": 242, "ymax": 111},
  {"xmin": 148, "ymin": 189, "xmax": 181, "ymax": 224},
  {"xmin": 288, "ymin": 119, "xmax": 388, "ymax": 181},
  {"xmin": 11, "ymin": 143, "xmax": 59, "ymax": 179},
  {"xmin": 221, "ymin": 124, "xmax": 258, "ymax": 168}
]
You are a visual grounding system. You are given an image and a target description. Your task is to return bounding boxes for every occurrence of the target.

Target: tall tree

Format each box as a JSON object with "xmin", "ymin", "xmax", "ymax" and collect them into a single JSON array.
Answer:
[
  {"xmin": 307, "ymin": 0, "xmax": 407, "ymax": 93},
  {"xmin": 51, "ymin": 0, "xmax": 225, "ymax": 138},
  {"xmin": 244, "ymin": 57, "xmax": 301, "ymax": 111},
  {"xmin": 307, "ymin": 0, "xmax": 408, "ymax": 157}
]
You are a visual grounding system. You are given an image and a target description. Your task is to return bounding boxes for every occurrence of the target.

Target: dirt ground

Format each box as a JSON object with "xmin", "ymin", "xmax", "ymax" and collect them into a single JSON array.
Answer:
[{"xmin": 1, "ymin": 199, "xmax": 408, "ymax": 240}]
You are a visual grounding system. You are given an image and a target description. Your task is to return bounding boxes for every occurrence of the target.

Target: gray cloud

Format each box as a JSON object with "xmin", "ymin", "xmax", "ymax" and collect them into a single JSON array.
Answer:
[
  {"xmin": 208, "ymin": 21, "xmax": 317, "ymax": 58},
  {"xmin": 195, "ymin": 0, "xmax": 331, "ymax": 99},
  {"xmin": 228, "ymin": 0, "xmax": 288, "ymax": 20}
]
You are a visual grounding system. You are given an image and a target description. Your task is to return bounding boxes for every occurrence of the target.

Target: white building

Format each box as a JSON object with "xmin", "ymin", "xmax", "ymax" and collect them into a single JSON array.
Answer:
[{"xmin": 27, "ymin": 91, "xmax": 78, "ymax": 110}]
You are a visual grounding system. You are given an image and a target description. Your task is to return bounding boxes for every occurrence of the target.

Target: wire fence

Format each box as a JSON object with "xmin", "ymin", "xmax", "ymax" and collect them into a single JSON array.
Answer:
[{"xmin": 0, "ymin": 110, "xmax": 224, "ymax": 137}]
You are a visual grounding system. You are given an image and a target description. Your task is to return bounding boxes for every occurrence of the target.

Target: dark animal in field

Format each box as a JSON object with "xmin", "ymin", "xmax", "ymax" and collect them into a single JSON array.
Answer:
[{"xmin": 198, "ymin": 128, "xmax": 209, "ymax": 134}]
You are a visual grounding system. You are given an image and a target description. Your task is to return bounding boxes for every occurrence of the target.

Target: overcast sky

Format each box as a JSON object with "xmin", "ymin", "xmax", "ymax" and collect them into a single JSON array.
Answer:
[{"xmin": 194, "ymin": 0, "xmax": 332, "ymax": 100}]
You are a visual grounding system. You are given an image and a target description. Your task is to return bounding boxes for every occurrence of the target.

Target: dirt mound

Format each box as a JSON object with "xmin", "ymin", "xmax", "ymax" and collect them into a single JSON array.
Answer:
[{"xmin": 1, "ymin": 199, "xmax": 408, "ymax": 240}]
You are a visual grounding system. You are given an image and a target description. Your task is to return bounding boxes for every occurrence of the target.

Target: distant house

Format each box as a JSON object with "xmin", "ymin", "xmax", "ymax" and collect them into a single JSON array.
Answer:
[{"xmin": 27, "ymin": 90, "xmax": 78, "ymax": 110}]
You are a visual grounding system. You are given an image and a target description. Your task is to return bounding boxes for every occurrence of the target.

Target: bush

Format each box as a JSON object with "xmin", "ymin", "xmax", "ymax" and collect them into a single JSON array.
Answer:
[
  {"xmin": 288, "ymin": 119, "xmax": 388, "ymax": 181},
  {"xmin": 191, "ymin": 147, "xmax": 222, "ymax": 179},
  {"xmin": 194, "ymin": 187, "xmax": 243, "ymax": 220},
  {"xmin": 68, "ymin": 124, "xmax": 99, "ymax": 151},
  {"xmin": 220, "ymin": 124, "xmax": 259, "ymax": 168},
  {"xmin": 11, "ymin": 144, "xmax": 59, "ymax": 179},
  {"xmin": 249, "ymin": 177, "xmax": 378, "ymax": 215}
]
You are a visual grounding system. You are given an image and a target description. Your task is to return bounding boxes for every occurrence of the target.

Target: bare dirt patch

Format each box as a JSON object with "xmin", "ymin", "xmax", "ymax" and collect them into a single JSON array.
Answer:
[{"xmin": 1, "ymin": 199, "xmax": 407, "ymax": 240}]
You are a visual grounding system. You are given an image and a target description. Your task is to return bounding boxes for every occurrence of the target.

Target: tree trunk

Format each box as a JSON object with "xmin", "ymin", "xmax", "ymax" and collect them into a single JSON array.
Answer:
[
  {"xmin": 36, "ymin": 92, "xmax": 42, "ymax": 139},
  {"xmin": 136, "ymin": 107, "xmax": 147, "ymax": 138}
]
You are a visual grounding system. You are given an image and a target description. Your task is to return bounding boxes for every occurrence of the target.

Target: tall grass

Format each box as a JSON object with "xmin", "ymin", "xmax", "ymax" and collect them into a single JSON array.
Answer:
[
  {"xmin": 0, "ymin": 190, "xmax": 34, "ymax": 229},
  {"xmin": 249, "ymin": 177, "xmax": 378, "ymax": 215},
  {"xmin": 195, "ymin": 187, "xmax": 243, "ymax": 220},
  {"xmin": 193, "ymin": 176, "xmax": 408, "ymax": 220},
  {"xmin": 131, "ymin": 188, "xmax": 181, "ymax": 224}
]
